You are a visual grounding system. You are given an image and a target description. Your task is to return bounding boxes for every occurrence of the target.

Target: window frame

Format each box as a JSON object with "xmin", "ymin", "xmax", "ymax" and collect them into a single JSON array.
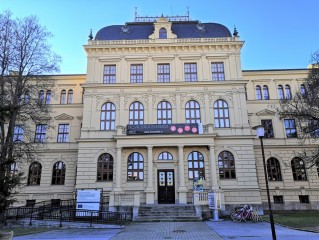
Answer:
[
  {"xmin": 130, "ymin": 64, "xmax": 143, "ymax": 83},
  {"xmin": 129, "ymin": 101, "xmax": 144, "ymax": 125},
  {"xmin": 214, "ymin": 100, "xmax": 230, "ymax": 128},
  {"xmin": 211, "ymin": 62, "xmax": 225, "ymax": 81},
  {"xmin": 285, "ymin": 85, "xmax": 292, "ymax": 99},
  {"xmin": 291, "ymin": 157, "xmax": 307, "ymax": 181},
  {"xmin": 159, "ymin": 28, "xmax": 167, "ymax": 39},
  {"xmin": 103, "ymin": 65, "xmax": 116, "ymax": 84},
  {"xmin": 157, "ymin": 101, "xmax": 172, "ymax": 124},
  {"xmin": 51, "ymin": 161, "xmax": 66, "ymax": 185},
  {"xmin": 60, "ymin": 90, "xmax": 66, "ymax": 104},
  {"xmin": 67, "ymin": 90, "xmax": 73, "ymax": 104},
  {"xmin": 284, "ymin": 119, "xmax": 297, "ymax": 138},
  {"xmin": 184, "ymin": 63, "xmax": 198, "ymax": 82},
  {"xmin": 267, "ymin": 157, "xmax": 282, "ymax": 181},
  {"xmin": 185, "ymin": 100, "xmax": 201, "ymax": 124},
  {"xmin": 45, "ymin": 90, "xmax": 51, "ymax": 105},
  {"xmin": 57, "ymin": 124, "xmax": 69, "ymax": 143},
  {"xmin": 34, "ymin": 124, "xmax": 47, "ymax": 143},
  {"xmin": 100, "ymin": 102, "xmax": 116, "ymax": 130},
  {"xmin": 277, "ymin": 85, "xmax": 284, "ymax": 100},
  {"xmin": 97, "ymin": 153, "xmax": 114, "ymax": 181},
  {"xmin": 188, "ymin": 151, "xmax": 205, "ymax": 180},
  {"xmin": 262, "ymin": 85, "xmax": 269, "ymax": 100},
  {"xmin": 13, "ymin": 125, "xmax": 24, "ymax": 142},
  {"xmin": 261, "ymin": 119, "xmax": 274, "ymax": 138},
  {"xmin": 158, "ymin": 151, "xmax": 173, "ymax": 161},
  {"xmin": 255, "ymin": 85, "xmax": 262, "ymax": 100},
  {"xmin": 127, "ymin": 152, "xmax": 144, "ymax": 181},
  {"xmin": 218, "ymin": 151, "xmax": 236, "ymax": 179},
  {"xmin": 27, "ymin": 162, "xmax": 42, "ymax": 185},
  {"xmin": 157, "ymin": 63, "xmax": 170, "ymax": 82}
]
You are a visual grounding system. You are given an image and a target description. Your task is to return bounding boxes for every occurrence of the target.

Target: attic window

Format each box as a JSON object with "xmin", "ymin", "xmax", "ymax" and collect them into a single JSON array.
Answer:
[
  {"xmin": 121, "ymin": 24, "xmax": 130, "ymax": 33},
  {"xmin": 196, "ymin": 23, "xmax": 205, "ymax": 32},
  {"xmin": 159, "ymin": 28, "xmax": 167, "ymax": 39}
]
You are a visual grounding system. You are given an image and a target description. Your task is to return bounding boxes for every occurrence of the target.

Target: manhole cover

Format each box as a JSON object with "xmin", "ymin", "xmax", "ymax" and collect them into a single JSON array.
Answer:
[{"xmin": 173, "ymin": 230, "xmax": 186, "ymax": 233}]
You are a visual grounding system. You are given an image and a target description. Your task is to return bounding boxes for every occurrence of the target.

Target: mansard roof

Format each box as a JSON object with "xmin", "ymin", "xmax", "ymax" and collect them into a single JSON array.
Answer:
[{"xmin": 95, "ymin": 21, "xmax": 232, "ymax": 40}]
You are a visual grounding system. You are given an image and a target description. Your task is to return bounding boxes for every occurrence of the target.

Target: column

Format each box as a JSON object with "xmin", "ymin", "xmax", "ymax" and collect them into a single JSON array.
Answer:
[
  {"xmin": 178, "ymin": 145, "xmax": 187, "ymax": 204},
  {"xmin": 145, "ymin": 146, "xmax": 155, "ymax": 204},
  {"xmin": 209, "ymin": 145, "xmax": 218, "ymax": 190},
  {"xmin": 114, "ymin": 147, "xmax": 122, "ymax": 192}
]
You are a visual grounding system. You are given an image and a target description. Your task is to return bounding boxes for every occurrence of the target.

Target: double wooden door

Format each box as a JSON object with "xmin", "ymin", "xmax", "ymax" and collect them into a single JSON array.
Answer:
[{"xmin": 157, "ymin": 170, "xmax": 175, "ymax": 204}]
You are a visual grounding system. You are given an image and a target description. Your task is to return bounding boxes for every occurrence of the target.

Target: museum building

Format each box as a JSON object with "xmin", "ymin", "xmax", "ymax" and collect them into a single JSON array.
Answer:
[{"xmin": 12, "ymin": 15, "xmax": 319, "ymax": 216}]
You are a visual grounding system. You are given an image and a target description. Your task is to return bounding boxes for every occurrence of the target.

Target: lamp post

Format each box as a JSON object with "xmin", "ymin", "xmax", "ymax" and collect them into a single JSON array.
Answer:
[{"xmin": 252, "ymin": 125, "xmax": 277, "ymax": 240}]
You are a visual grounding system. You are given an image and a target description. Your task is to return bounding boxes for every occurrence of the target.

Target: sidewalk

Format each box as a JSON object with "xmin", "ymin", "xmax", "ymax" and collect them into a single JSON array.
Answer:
[{"xmin": 11, "ymin": 220, "xmax": 319, "ymax": 240}]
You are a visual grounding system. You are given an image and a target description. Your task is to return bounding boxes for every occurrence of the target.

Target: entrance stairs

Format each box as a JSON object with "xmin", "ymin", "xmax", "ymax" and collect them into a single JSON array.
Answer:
[{"xmin": 135, "ymin": 204, "xmax": 201, "ymax": 222}]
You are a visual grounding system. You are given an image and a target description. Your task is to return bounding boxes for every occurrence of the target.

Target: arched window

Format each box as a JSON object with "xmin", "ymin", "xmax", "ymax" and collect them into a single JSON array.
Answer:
[
  {"xmin": 52, "ymin": 161, "xmax": 66, "ymax": 185},
  {"xmin": 39, "ymin": 90, "xmax": 44, "ymax": 104},
  {"xmin": 300, "ymin": 84, "xmax": 306, "ymax": 97},
  {"xmin": 101, "ymin": 102, "xmax": 116, "ymax": 130},
  {"xmin": 159, "ymin": 28, "xmax": 167, "ymax": 39},
  {"xmin": 214, "ymin": 100, "xmax": 230, "ymax": 128},
  {"xmin": 185, "ymin": 100, "xmax": 201, "ymax": 123},
  {"xmin": 158, "ymin": 152, "xmax": 173, "ymax": 160},
  {"xmin": 285, "ymin": 85, "xmax": 292, "ymax": 99},
  {"xmin": 188, "ymin": 151, "xmax": 205, "ymax": 180},
  {"xmin": 127, "ymin": 152, "xmax": 144, "ymax": 181},
  {"xmin": 267, "ymin": 158, "xmax": 282, "ymax": 181},
  {"xmin": 218, "ymin": 151, "xmax": 236, "ymax": 179},
  {"xmin": 67, "ymin": 90, "xmax": 73, "ymax": 104},
  {"xmin": 60, "ymin": 90, "xmax": 66, "ymax": 104},
  {"xmin": 45, "ymin": 90, "xmax": 51, "ymax": 105},
  {"xmin": 263, "ymin": 85, "xmax": 269, "ymax": 100},
  {"xmin": 291, "ymin": 157, "xmax": 307, "ymax": 181},
  {"xmin": 129, "ymin": 101, "xmax": 144, "ymax": 125},
  {"xmin": 157, "ymin": 101, "xmax": 172, "ymax": 124},
  {"xmin": 28, "ymin": 162, "xmax": 42, "ymax": 185},
  {"xmin": 24, "ymin": 90, "xmax": 30, "ymax": 104},
  {"xmin": 255, "ymin": 85, "xmax": 262, "ymax": 100},
  {"xmin": 277, "ymin": 85, "xmax": 284, "ymax": 100},
  {"xmin": 97, "ymin": 153, "xmax": 113, "ymax": 181}
]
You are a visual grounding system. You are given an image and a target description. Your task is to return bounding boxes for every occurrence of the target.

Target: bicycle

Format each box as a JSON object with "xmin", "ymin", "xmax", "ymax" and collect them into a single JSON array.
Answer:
[{"xmin": 230, "ymin": 205, "xmax": 262, "ymax": 223}]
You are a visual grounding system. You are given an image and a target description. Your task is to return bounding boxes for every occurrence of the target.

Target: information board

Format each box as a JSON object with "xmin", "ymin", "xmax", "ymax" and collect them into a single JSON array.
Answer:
[{"xmin": 76, "ymin": 189, "xmax": 101, "ymax": 216}]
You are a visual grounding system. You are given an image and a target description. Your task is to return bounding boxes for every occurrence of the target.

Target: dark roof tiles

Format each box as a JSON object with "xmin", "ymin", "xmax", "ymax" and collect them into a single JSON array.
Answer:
[{"xmin": 95, "ymin": 21, "xmax": 232, "ymax": 40}]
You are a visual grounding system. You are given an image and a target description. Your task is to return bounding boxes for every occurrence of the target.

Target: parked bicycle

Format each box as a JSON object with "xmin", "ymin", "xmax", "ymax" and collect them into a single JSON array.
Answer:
[{"xmin": 230, "ymin": 204, "xmax": 263, "ymax": 223}]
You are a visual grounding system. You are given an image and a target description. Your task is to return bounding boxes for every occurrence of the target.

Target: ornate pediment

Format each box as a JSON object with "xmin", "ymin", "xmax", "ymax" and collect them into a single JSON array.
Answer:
[
  {"xmin": 54, "ymin": 113, "xmax": 74, "ymax": 120},
  {"xmin": 256, "ymin": 109, "xmax": 276, "ymax": 116}
]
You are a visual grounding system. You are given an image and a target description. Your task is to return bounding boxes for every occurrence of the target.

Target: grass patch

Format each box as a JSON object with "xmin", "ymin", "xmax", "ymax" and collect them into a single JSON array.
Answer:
[
  {"xmin": 263, "ymin": 211, "xmax": 319, "ymax": 232},
  {"xmin": 0, "ymin": 227, "xmax": 57, "ymax": 237}
]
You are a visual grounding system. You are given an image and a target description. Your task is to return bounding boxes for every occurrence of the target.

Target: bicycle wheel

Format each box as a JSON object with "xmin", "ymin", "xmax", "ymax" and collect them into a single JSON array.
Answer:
[
  {"xmin": 250, "ymin": 212, "xmax": 257, "ymax": 223},
  {"xmin": 231, "ymin": 212, "xmax": 242, "ymax": 222}
]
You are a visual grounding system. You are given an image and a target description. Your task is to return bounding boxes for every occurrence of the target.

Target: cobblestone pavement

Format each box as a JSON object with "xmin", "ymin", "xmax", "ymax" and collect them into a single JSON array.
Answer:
[{"xmin": 111, "ymin": 222, "xmax": 223, "ymax": 240}]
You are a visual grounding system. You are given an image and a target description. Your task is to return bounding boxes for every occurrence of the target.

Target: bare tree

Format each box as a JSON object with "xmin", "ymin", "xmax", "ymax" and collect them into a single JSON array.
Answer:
[
  {"xmin": 278, "ymin": 51, "xmax": 319, "ymax": 168},
  {"xmin": 0, "ymin": 11, "xmax": 60, "ymax": 212}
]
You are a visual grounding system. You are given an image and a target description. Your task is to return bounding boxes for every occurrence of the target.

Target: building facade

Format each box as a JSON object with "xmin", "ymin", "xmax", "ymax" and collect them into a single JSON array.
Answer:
[{"xmin": 12, "ymin": 17, "xmax": 319, "ymax": 214}]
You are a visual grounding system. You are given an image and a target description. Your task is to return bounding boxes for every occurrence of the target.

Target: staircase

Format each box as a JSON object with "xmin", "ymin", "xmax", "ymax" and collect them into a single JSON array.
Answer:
[{"xmin": 135, "ymin": 205, "xmax": 201, "ymax": 222}]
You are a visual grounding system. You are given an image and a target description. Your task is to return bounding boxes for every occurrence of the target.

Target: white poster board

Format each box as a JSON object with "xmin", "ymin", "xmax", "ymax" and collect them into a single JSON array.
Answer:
[
  {"xmin": 76, "ymin": 189, "xmax": 101, "ymax": 216},
  {"xmin": 208, "ymin": 191, "xmax": 221, "ymax": 210}
]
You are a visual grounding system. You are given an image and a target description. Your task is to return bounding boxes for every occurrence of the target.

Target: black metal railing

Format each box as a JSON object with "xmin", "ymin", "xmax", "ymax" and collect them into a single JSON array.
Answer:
[{"xmin": 4, "ymin": 207, "xmax": 127, "ymax": 226}]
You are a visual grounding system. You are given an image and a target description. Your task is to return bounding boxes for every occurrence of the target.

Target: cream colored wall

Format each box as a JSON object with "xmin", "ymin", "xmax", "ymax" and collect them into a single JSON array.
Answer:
[{"xmin": 245, "ymin": 69, "xmax": 319, "ymax": 209}]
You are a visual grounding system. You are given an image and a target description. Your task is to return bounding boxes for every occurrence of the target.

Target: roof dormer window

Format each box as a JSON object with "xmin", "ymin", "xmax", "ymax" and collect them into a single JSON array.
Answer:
[{"xmin": 159, "ymin": 28, "xmax": 167, "ymax": 39}]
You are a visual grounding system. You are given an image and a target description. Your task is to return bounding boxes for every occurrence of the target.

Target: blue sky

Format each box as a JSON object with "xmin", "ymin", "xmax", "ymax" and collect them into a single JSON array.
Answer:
[{"xmin": 1, "ymin": 0, "xmax": 318, "ymax": 74}]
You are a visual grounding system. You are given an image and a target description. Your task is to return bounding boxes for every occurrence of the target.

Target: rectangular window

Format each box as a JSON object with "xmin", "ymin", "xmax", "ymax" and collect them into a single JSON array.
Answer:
[
  {"xmin": 130, "ymin": 64, "xmax": 143, "ymax": 83},
  {"xmin": 261, "ymin": 119, "xmax": 274, "ymax": 138},
  {"xmin": 212, "ymin": 62, "xmax": 225, "ymax": 81},
  {"xmin": 35, "ymin": 124, "xmax": 47, "ymax": 143},
  {"xmin": 184, "ymin": 63, "xmax": 197, "ymax": 82},
  {"xmin": 157, "ymin": 64, "xmax": 170, "ymax": 82},
  {"xmin": 284, "ymin": 119, "xmax": 297, "ymax": 138},
  {"xmin": 299, "ymin": 195, "xmax": 309, "ymax": 203},
  {"xmin": 57, "ymin": 124, "xmax": 69, "ymax": 143},
  {"xmin": 103, "ymin": 65, "xmax": 116, "ymax": 84},
  {"xmin": 13, "ymin": 125, "xmax": 24, "ymax": 142},
  {"xmin": 273, "ymin": 196, "xmax": 284, "ymax": 204}
]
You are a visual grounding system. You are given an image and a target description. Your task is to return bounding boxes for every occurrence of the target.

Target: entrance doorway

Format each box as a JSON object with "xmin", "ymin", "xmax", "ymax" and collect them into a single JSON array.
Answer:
[{"xmin": 157, "ymin": 170, "xmax": 175, "ymax": 204}]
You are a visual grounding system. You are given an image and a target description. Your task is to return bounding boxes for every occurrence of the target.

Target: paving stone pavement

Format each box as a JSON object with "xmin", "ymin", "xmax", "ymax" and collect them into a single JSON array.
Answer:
[{"xmin": 111, "ymin": 222, "xmax": 223, "ymax": 240}]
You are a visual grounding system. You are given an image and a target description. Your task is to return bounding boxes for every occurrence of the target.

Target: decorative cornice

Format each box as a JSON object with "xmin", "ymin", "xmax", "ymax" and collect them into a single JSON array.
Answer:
[{"xmin": 54, "ymin": 113, "xmax": 74, "ymax": 120}]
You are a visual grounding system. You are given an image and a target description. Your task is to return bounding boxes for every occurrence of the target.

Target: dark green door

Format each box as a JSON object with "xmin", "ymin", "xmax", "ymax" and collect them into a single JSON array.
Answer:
[{"xmin": 158, "ymin": 170, "xmax": 175, "ymax": 204}]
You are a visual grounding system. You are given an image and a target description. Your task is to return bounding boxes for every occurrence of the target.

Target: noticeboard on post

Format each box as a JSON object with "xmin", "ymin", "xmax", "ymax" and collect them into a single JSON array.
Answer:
[
  {"xmin": 208, "ymin": 191, "xmax": 221, "ymax": 210},
  {"xmin": 76, "ymin": 189, "xmax": 101, "ymax": 216}
]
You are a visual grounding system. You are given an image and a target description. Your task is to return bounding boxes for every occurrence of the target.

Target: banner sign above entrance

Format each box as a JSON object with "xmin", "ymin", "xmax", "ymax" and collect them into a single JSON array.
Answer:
[{"xmin": 127, "ymin": 123, "xmax": 199, "ymax": 135}]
